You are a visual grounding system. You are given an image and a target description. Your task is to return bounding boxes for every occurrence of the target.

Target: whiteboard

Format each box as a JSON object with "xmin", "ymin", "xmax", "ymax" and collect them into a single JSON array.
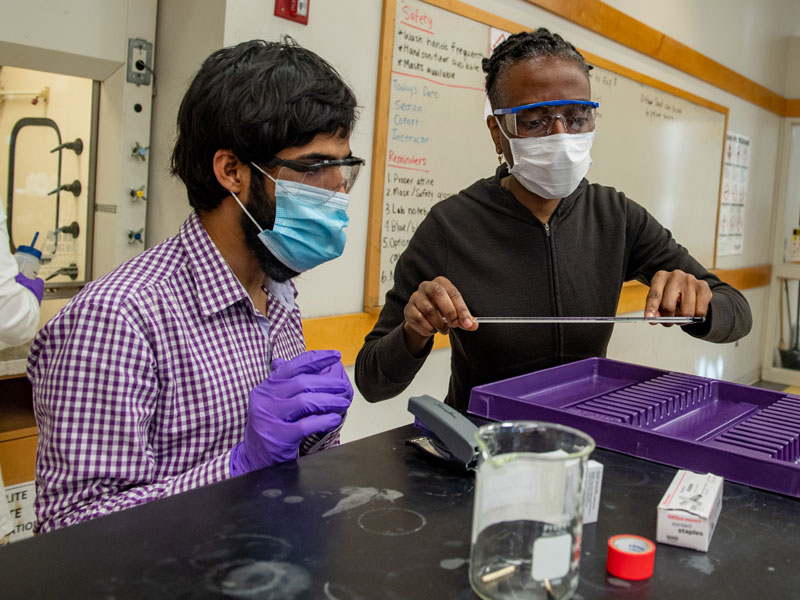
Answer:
[
  {"xmin": 373, "ymin": 0, "xmax": 496, "ymax": 302},
  {"xmin": 587, "ymin": 63, "xmax": 727, "ymax": 267},
  {"xmin": 366, "ymin": 0, "xmax": 727, "ymax": 307}
]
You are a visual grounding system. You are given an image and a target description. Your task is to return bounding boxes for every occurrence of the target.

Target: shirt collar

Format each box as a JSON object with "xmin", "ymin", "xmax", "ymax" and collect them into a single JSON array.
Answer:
[
  {"xmin": 264, "ymin": 278, "xmax": 296, "ymax": 311},
  {"xmin": 180, "ymin": 212, "xmax": 299, "ymax": 317},
  {"xmin": 180, "ymin": 211, "xmax": 250, "ymax": 317}
]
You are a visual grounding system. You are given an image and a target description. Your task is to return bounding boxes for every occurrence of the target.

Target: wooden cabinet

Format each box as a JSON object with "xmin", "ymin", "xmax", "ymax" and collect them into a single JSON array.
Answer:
[{"xmin": 0, "ymin": 376, "xmax": 36, "ymax": 486}]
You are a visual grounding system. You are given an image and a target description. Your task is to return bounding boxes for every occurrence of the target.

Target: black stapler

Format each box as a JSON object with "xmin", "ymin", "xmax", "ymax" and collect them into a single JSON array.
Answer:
[{"xmin": 406, "ymin": 395, "xmax": 480, "ymax": 471}]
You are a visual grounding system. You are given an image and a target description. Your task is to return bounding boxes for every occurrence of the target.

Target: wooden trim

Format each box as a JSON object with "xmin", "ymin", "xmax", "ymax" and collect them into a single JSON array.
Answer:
[
  {"xmin": 0, "ymin": 373, "xmax": 25, "ymax": 381},
  {"xmin": 302, "ymin": 311, "xmax": 450, "ymax": 366},
  {"xmin": 303, "ymin": 312, "xmax": 378, "ymax": 367},
  {"xmin": 616, "ymin": 281, "xmax": 651, "ymax": 316},
  {"xmin": 364, "ymin": 0, "xmax": 397, "ymax": 310},
  {"xmin": 309, "ymin": 265, "xmax": 771, "ymax": 364},
  {"xmin": 523, "ymin": 0, "xmax": 789, "ymax": 116},
  {"xmin": 0, "ymin": 427, "xmax": 37, "ymax": 444},
  {"xmin": 712, "ymin": 264, "xmax": 772, "ymax": 290},
  {"xmin": 787, "ymin": 99, "xmax": 800, "ymax": 118},
  {"xmin": 0, "ymin": 434, "xmax": 37, "ymax": 486}
]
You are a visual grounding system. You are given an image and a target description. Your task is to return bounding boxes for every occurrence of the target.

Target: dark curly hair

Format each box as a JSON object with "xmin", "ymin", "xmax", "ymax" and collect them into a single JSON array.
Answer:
[
  {"xmin": 482, "ymin": 28, "xmax": 592, "ymax": 109},
  {"xmin": 171, "ymin": 37, "xmax": 358, "ymax": 211}
]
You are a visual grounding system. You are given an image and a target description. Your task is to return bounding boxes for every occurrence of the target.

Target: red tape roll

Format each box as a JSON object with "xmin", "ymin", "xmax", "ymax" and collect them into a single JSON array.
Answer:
[{"xmin": 606, "ymin": 534, "xmax": 656, "ymax": 580}]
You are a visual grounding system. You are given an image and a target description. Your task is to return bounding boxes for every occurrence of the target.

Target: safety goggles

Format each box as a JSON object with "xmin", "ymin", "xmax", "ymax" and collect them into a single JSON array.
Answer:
[
  {"xmin": 260, "ymin": 155, "xmax": 366, "ymax": 199},
  {"xmin": 493, "ymin": 100, "xmax": 599, "ymax": 138}
]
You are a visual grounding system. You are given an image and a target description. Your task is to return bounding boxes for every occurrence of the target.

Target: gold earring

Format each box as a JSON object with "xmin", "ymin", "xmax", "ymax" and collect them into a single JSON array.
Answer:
[{"xmin": 497, "ymin": 152, "xmax": 504, "ymax": 164}]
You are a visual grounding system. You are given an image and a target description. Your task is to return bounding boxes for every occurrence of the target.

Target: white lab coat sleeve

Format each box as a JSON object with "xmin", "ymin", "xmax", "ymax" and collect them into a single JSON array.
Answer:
[{"xmin": 0, "ymin": 210, "xmax": 40, "ymax": 350}]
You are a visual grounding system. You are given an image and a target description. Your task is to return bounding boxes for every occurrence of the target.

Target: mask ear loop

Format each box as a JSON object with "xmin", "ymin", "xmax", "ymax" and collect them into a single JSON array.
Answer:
[
  {"xmin": 230, "ymin": 189, "xmax": 264, "ymax": 233},
  {"xmin": 251, "ymin": 162, "xmax": 293, "ymax": 196}
]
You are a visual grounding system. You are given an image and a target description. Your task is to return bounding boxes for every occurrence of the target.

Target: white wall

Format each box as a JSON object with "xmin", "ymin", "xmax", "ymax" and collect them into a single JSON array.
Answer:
[
  {"xmin": 146, "ymin": 0, "xmax": 798, "ymax": 443},
  {"xmin": 146, "ymin": 0, "xmax": 226, "ymax": 247},
  {"xmin": 602, "ymin": 0, "xmax": 800, "ymax": 97},
  {"xmin": 787, "ymin": 36, "xmax": 800, "ymax": 97},
  {"xmin": 0, "ymin": 0, "xmax": 127, "ymax": 80},
  {"xmin": 89, "ymin": 0, "xmax": 157, "ymax": 279}
]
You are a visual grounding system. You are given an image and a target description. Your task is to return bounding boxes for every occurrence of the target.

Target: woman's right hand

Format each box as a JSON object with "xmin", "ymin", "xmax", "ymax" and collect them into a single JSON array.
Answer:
[{"xmin": 402, "ymin": 276, "xmax": 478, "ymax": 356}]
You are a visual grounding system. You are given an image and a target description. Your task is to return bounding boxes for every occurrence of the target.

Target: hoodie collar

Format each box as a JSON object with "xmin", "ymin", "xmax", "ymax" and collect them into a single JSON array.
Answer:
[{"xmin": 463, "ymin": 164, "xmax": 587, "ymax": 224}]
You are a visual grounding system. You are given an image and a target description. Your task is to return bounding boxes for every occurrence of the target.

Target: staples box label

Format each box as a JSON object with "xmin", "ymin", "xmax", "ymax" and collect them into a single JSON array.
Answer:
[{"xmin": 657, "ymin": 470, "xmax": 723, "ymax": 552}]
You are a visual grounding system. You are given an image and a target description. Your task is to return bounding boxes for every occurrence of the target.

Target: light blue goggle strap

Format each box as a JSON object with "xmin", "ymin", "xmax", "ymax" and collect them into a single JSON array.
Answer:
[{"xmin": 493, "ymin": 99, "xmax": 600, "ymax": 115}]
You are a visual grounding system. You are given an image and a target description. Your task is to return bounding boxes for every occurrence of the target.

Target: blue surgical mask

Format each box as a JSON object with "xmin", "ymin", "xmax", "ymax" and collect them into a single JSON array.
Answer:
[{"xmin": 231, "ymin": 173, "xmax": 350, "ymax": 273}]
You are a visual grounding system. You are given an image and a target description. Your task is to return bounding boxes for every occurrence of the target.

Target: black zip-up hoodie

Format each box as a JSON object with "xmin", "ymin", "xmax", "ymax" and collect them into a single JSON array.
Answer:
[{"xmin": 356, "ymin": 166, "xmax": 752, "ymax": 411}]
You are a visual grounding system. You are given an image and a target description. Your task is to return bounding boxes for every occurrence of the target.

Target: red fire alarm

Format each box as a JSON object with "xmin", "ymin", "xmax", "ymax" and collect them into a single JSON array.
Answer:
[{"xmin": 274, "ymin": 0, "xmax": 309, "ymax": 25}]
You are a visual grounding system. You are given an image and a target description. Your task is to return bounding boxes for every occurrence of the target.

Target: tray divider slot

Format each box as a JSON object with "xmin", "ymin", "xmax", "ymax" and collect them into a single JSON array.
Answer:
[
  {"xmin": 568, "ymin": 374, "xmax": 711, "ymax": 428},
  {"xmin": 709, "ymin": 395, "xmax": 800, "ymax": 463}
]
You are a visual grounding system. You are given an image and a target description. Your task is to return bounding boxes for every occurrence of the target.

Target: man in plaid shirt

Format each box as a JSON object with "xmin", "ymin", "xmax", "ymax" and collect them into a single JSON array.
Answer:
[{"xmin": 28, "ymin": 38, "xmax": 363, "ymax": 532}]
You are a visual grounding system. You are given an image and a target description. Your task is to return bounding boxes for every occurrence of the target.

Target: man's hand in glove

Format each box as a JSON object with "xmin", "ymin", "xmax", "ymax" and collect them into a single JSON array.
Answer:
[{"xmin": 229, "ymin": 350, "xmax": 353, "ymax": 476}]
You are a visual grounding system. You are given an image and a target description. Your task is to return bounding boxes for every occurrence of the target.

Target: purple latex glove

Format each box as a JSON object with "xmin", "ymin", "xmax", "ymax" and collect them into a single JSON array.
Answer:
[
  {"xmin": 230, "ymin": 350, "xmax": 353, "ymax": 476},
  {"xmin": 15, "ymin": 272, "xmax": 44, "ymax": 304}
]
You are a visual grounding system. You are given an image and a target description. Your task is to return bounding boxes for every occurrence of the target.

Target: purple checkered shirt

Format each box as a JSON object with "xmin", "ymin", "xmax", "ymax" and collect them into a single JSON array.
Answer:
[{"xmin": 28, "ymin": 212, "xmax": 341, "ymax": 533}]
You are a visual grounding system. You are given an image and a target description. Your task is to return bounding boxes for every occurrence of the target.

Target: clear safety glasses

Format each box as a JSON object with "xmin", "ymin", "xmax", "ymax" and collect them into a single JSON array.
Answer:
[
  {"xmin": 493, "ymin": 100, "xmax": 599, "ymax": 138},
  {"xmin": 260, "ymin": 155, "xmax": 366, "ymax": 199}
]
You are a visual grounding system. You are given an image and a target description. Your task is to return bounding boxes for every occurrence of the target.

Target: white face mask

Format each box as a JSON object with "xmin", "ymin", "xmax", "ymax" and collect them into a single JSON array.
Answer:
[{"xmin": 497, "ymin": 119, "xmax": 594, "ymax": 199}]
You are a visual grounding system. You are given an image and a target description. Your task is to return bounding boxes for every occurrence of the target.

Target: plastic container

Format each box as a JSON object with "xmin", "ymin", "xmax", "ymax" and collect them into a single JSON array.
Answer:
[
  {"xmin": 14, "ymin": 233, "xmax": 42, "ymax": 279},
  {"xmin": 468, "ymin": 357, "xmax": 800, "ymax": 498}
]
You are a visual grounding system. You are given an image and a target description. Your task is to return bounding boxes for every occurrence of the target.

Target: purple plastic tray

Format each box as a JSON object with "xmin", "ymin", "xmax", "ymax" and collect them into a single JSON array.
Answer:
[{"xmin": 468, "ymin": 357, "xmax": 800, "ymax": 498}]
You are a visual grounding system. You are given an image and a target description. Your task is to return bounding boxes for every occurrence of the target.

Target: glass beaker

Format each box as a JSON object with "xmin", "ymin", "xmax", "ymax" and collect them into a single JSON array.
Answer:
[{"xmin": 469, "ymin": 421, "xmax": 595, "ymax": 600}]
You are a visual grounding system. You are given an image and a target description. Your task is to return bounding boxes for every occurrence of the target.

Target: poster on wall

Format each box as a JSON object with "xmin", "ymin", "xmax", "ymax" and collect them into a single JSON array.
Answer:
[
  {"xmin": 3, "ymin": 480, "xmax": 35, "ymax": 543},
  {"xmin": 717, "ymin": 132, "xmax": 750, "ymax": 256}
]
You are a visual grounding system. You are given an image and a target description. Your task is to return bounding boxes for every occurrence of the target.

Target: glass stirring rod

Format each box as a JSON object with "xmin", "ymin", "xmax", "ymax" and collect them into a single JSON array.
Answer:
[{"xmin": 472, "ymin": 316, "xmax": 706, "ymax": 324}]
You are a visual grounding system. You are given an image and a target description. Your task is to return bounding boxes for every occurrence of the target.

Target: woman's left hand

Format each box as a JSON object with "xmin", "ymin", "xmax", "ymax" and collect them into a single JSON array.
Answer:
[{"xmin": 644, "ymin": 270, "xmax": 712, "ymax": 325}]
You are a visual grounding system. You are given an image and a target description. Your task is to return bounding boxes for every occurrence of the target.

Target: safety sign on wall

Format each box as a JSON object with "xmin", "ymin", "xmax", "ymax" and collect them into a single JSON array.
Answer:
[{"xmin": 717, "ymin": 132, "xmax": 750, "ymax": 256}]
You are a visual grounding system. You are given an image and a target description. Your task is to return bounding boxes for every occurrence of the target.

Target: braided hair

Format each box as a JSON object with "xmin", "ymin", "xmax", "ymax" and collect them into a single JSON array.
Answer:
[{"xmin": 483, "ymin": 28, "xmax": 592, "ymax": 108}]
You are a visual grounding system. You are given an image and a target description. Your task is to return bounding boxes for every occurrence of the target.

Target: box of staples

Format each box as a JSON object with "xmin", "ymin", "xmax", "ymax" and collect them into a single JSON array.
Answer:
[{"xmin": 656, "ymin": 470, "xmax": 723, "ymax": 551}]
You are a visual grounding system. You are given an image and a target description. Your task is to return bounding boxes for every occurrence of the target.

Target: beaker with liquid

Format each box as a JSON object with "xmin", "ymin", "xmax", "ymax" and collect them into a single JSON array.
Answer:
[{"xmin": 469, "ymin": 421, "xmax": 595, "ymax": 600}]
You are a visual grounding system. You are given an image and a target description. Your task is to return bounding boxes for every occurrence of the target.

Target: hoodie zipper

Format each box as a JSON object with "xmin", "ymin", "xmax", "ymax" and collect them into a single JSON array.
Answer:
[{"xmin": 543, "ymin": 221, "xmax": 562, "ymax": 363}]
